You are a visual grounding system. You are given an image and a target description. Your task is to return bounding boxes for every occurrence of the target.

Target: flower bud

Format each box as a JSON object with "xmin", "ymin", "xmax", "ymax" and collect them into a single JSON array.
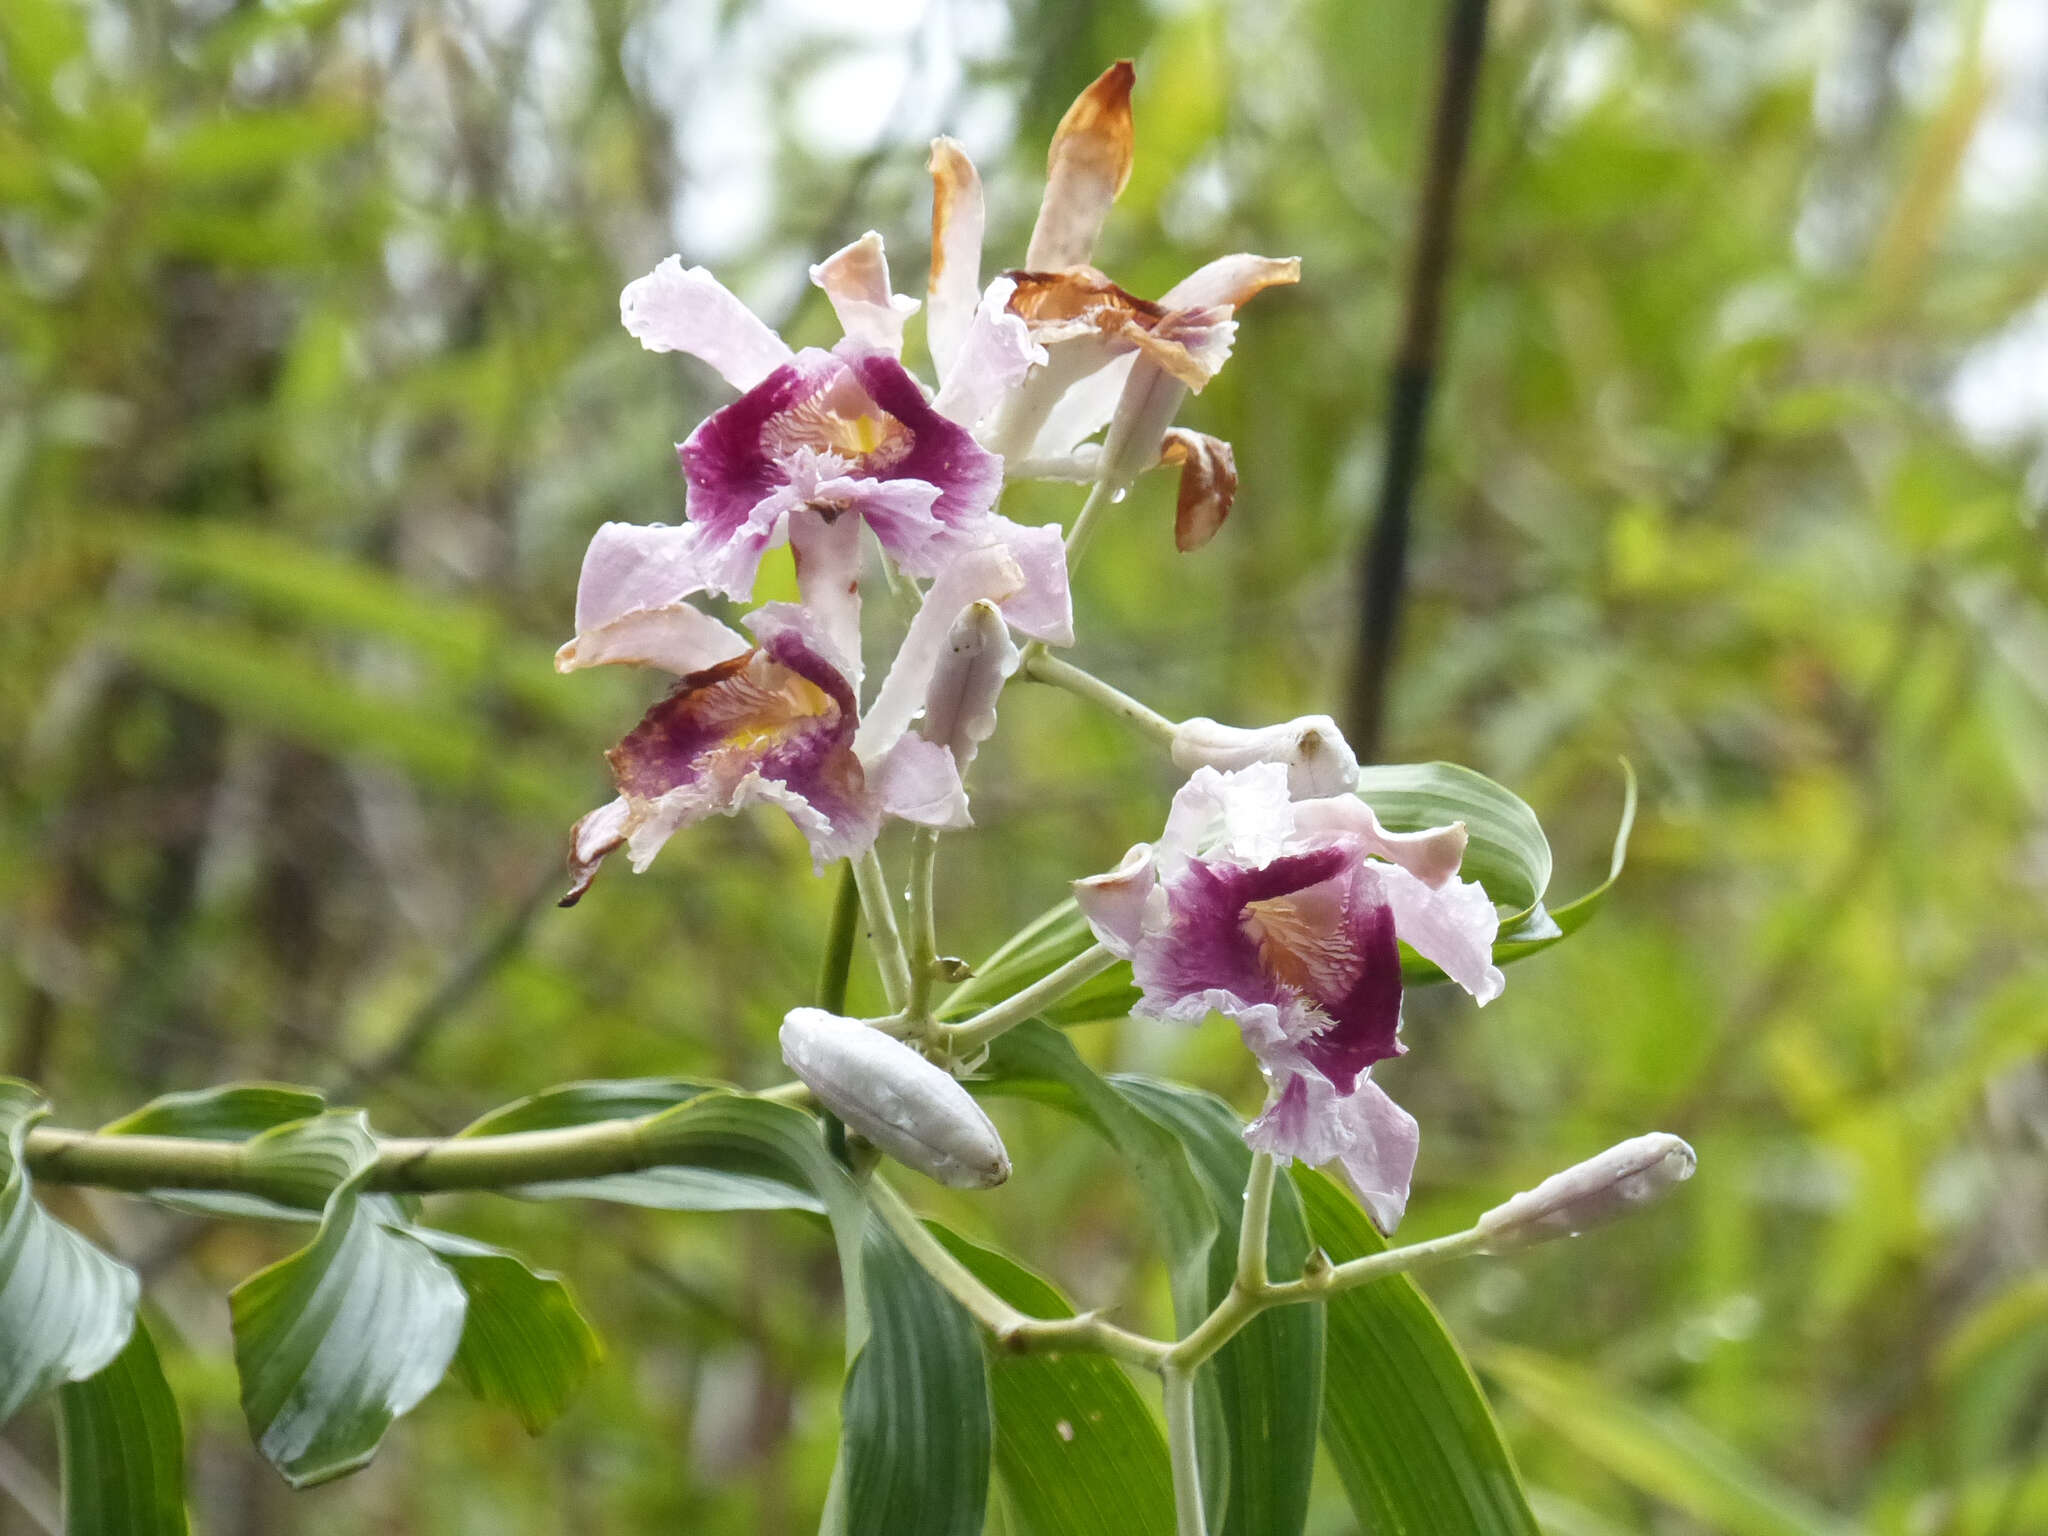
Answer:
[
  {"xmin": 779, "ymin": 1009, "xmax": 1010, "ymax": 1189},
  {"xmin": 920, "ymin": 600, "xmax": 1019, "ymax": 770},
  {"xmin": 1171, "ymin": 715, "xmax": 1360, "ymax": 799},
  {"xmin": 1475, "ymin": 1133, "xmax": 1696, "ymax": 1254}
]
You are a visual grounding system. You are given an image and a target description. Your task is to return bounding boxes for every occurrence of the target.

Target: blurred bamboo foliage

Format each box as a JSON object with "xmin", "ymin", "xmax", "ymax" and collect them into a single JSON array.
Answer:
[{"xmin": 3, "ymin": 0, "xmax": 2046, "ymax": 1531}]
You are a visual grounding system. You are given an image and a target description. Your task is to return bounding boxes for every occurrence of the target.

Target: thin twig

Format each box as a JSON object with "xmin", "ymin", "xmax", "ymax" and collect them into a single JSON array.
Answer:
[{"xmin": 1345, "ymin": 0, "xmax": 1493, "ymax": 758}]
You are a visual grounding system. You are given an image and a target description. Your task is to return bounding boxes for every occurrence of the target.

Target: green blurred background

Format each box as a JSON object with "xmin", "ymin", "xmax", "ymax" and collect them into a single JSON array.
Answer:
[{"xmin": 4, "ymin": 0, "xmax": 2046, "ymax": 1530}]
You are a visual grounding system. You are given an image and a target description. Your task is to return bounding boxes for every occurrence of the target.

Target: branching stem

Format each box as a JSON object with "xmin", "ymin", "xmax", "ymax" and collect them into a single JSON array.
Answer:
[
  {"xmin": 1162, "ymin": 1364, "xmax": 1208, "ymax": 1536},
  {"xmin": 852, "ymin": 847, "xmax": 912, "ymax": 1013},
  {"xmin": 1021, "ymin": 650, "xmax": 1179, "ymax": 747},
  {"xmin": 940, "ymin": 942, "xmax": 1120, "ymax": 1055}
]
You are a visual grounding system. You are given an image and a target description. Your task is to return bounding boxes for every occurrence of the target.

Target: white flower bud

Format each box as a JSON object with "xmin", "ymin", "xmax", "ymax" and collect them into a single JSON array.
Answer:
[
  {"xmin": 779, "ymin": 1009, "xmax": 1010, "ymax": 1189},
  {"xmin": 1475, "ymin": 1133, "xmax": 1696, "ymax": 1254},
  {"xmin": 1170, "ymin": 715, "xmax": 1361, "ymax": 799},
  {"xmin": 920, "ymin": 600, "xmax": 1019, "ymax": 770}
]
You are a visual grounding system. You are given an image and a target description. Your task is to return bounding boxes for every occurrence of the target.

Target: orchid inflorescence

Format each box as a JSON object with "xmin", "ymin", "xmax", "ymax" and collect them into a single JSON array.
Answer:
[
  {"xmin": 0, "ymin": 62, "xmax": 1693, "ymax": 1536},
  {"xmin": 554, "ymin": 55, "xmax": 1688, "ymax": 1422}
]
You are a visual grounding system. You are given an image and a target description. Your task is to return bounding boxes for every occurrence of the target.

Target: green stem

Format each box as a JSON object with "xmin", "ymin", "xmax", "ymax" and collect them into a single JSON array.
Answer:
[
  {"xmin": 1061, "ymin": 477, "xmax": 1120, "ymax": 571},
  {"xmin": 1162, "ymin": 1364, "xmax": 1208, "ymax": 1536},
  {"xmin": 865, "ymin": 1176, "xmax": 1169, "ymax": 1370},
  {"xmin": 1236, "ymin": 1153, "xmax": 1277, "ymax": 1293},
  {"xmin": 817, "ymin": 861, "xmax": 861, "ymax": 1014},
  {"xmin": 852, "ymin": 847, "xmax": 912, "ymax": 1013},
  {"xmin": 904, "ymin": 827, "xmax": 941, "ymax": 1030},
  {"xmin": 940, "ymin": 942, "xmax": 1120, "ymax": 1055},
  {"xmin": 1021, "ymin": 650, "xmax": 1179, "ymax": 748}
]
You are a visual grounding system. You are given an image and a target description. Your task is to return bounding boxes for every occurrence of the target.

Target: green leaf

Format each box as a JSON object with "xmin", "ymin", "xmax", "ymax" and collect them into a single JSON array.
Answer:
[
  {"xmin": 928, "ymin": 1224, "xmax": 1175, "ymax": 1536},
  {"xmin": 618, "ymin": 1094, "xmax": 994, "ymax": 1536},
  {"xmin": 410, "ymin": 1230, "xmax": 604, "ymax": 1436},
  {"xmin": 459, "ymin": 1080, "xmax": 824, "ymax": 1211},
  {"xmin": 227, "ymin": 1113, "xmax": 468, "ymax": 1487},
  {"xmin": 57, "ymin": 1316, "xmax": 189, "ymax": 1535},
  {"xmin": 1290, "ymin": 1167, "xmax": 1540, "ymax": 1536},
  {"xmin": 1112, "ymin": 1080, "xmax": 1324, "ymax": 1536},
  {"xmin": 1355, "ymin": 762, "xmax": 1554, "ymax": 914},
  {"xmin": 971, "ymin": 1026, "xmax": 1228, "ymax": 1517},
  {"xmin": 101, "ymin": 1084, "xmax": 332, "ymax": 1223},
  {"xmin": 1479, "ymin": 1345, "xmax": 1857, "ymax": 1536},
  {"xmin": 0, "ymin": 1080, "xmax": 139, "ymax": 1424},
  {"xmin": 841, "ymin": 1215, "xmax": 992, "ymax": 1536},
  {"xmin": 1402, "ymin": 763, "xmax": 1637, "ymax": 987},
  {"xmin": 99, "ymin": 1083, "xmax": 327, "ymax": 1141}
]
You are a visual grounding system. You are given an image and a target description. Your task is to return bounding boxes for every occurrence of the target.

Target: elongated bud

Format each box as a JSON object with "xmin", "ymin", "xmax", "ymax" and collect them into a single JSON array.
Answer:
[
  {"xmin": 1171, "ymin": 715, "xmax": 1360, "ymax": 799},
  {"xmin": 920, "ymin": 600, "xmax": 1019, "ymax": 770},
  {"xmin": 1475, "ymin": 1134, "xmax": 1696, "ymax": 1254},
  {"xmin": 779, "ymin": 1009, "xmax": 1010, "ymax": 1189}
]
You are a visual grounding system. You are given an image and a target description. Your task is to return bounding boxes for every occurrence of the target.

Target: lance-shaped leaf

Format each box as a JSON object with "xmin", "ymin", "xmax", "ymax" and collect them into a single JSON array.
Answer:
[
  {"xmin": 929, "ymin": 1223, "xmax": 1174, "ymax": 1536},
  {"xmin": 58, "ymin": 1315, "xmax": 189, "ymax": 1535},
  {"xmin": 0, "ymin": 1079, "xmax": 139, "ymax": 1424},
  {"xmin": 101, "ymin": 1083, "xmax": 329, "ymax": 1222},
  {"xmin": 970, "ymin": 1028, "xmax": 1231, "ymax": 1518},
  {"xmin": 592, "ymin": 1092, "xmax": 991, "ymax": 1536},
  {"xmin": 457, "ymin": 1079, "xmax": 819, "ymax": 1210},
  {"xmin": 1290, "ymin": 1166, "xmax": 1541, "ymax": 1536},
  {"xmin": 228, "ymin": 1112, "xmax": 467, "ymax": 1487},
  {"xmin": 1112, "ymin": 1079, "xmax": 1325, "ymax": 1536},
  {"xmin": 410, "ymin": 1229, "xmax": 604, "ymax": 1436},
  {"xmin": 1353, "ymin": 761, "xmax": 1554, "ymax": 916},
  {"xmin": 841, "ymin": 1215, "xmax": 992, "ymax": 1536}
]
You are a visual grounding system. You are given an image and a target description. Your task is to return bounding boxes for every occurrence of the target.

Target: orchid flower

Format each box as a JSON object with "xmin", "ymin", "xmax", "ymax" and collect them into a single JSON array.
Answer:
[
  {"xmin": 610, "ymin": 233, "xmax": 1070, "ymax": 655},
  {"xmin": 559, "ymin": 543, "xmax": 1031, "ymax": 903},
  {"xmin": 927, "ymin": 61, "xmax": 1298, "ymax": 546},
  {"xmin": 1073, "ymin": 763, "xmax": 1505, "ymax": 1231}
]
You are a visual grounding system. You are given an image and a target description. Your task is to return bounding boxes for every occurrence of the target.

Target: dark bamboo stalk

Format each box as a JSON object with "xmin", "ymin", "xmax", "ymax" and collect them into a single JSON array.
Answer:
[{"xmin": 1345, "ymin": 0, "xmax": 1494, "ymax": 759}]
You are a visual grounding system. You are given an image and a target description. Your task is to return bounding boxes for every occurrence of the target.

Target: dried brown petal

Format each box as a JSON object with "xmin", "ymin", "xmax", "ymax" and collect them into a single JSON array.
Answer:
[
  {"xmin": 1162, "ymin": 428, "xmax": 1237, "ymax": 550},
  {"xmin": 1026, "ymin": 61, "xmax": 1137, "ymax": 269}
]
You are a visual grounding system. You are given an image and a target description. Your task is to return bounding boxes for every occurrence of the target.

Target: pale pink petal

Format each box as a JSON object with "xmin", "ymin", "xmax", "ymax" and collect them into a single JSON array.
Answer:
[
  {"xmin": 932, "ymin": 277, "xmax": 1046, "ymax": 429},
  {"xmin": 810, "ymin": 232, "xmax": 920, "ymax": 355},
  {"xmin": 1157, "ymin": 763, "xmax": 1297, "ymax": 874},
  {"xmin": 1025, "ymin": 61, "xmax": 1136, "ymax": 269},
  {"xmin": 979, "ymin": 515, "xmax": 1073, "ymax": 646},
  {"xmin": 872, "ymin": 735, "xmax": 971, "ymax": 829},
  {"xmin": 557, "ymin": 522, "xmax": 751, "ymax": 675},
  {"xmin": 620, "ymin": 257, "xmax": 794, "ymax": 391},
  {"xmin": 1159, "ymin": 254, "xmax": 1302, "ymax": 312},
  {"xmin": 984, "ymin": 336, "xmax": 1129, "ymax": 462},
  {"xmin": 1024, "ymin": 352, "xmax": 1136, "ymax": 460},
  {"xmin": 1375, "ymin": 863, "xmax": 1505, "ymax": 1003},
  {"xmin": 787, "ymin": 507, "xmax": 865, "ymax": 685},
  {"xmin": 1072, "ymin": 843, "xmax": 1158, "ymax": 959},
  {"xmin": 1171, "ymin": 716, "xmax": 1360, "ymax": 800},
  {"xmin": 927, "ymin": 138, "xmax": 986, "ymax": 380},
  {"xmin": 1328, "ymin": 1080, "xmax": 1420, "ymax": 1235},
  {"xmin": 853, "ymin": 544, "xmax": 1025, "ymax": 764},
  {"xmin": 1099, "ymin": 361, "xmax": 1190, "ymax": 492},
  {"xmin": 1287, "ymin": 797, "xmax": 1469, "ymax": 888}
]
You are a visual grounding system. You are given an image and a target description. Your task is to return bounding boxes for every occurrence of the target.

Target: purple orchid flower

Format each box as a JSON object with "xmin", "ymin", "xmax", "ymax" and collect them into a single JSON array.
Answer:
[
  {"xmin": 609, "ymin": 233, "xmax": 1070, "ymax": 649},
  {"xmin": 1073, "ymin": 763, "xmax": 1504, "ymax": 1232},
  {"xmin": 559, "ymin": 543, "xmax": 1031, "ymax": 903}
]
